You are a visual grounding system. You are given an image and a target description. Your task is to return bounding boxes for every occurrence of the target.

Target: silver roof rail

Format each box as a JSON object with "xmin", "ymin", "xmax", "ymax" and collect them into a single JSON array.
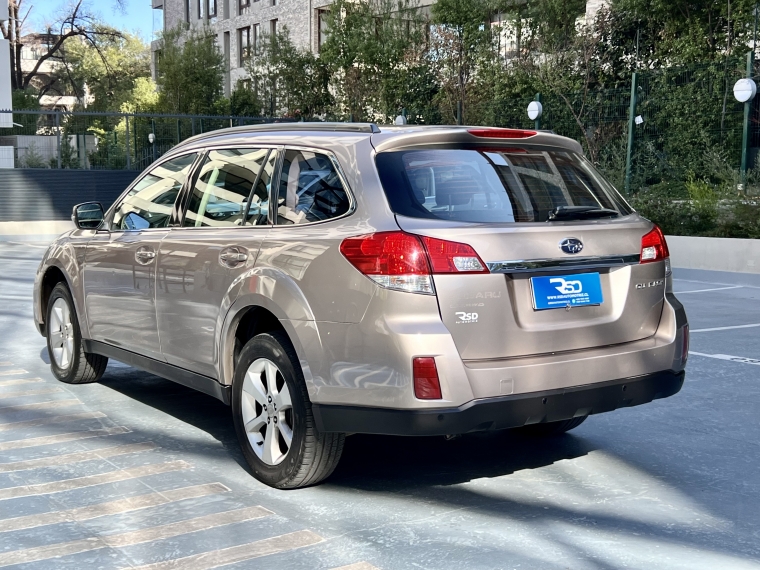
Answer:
[{"xmin": 229, "ymin": 122, "xmax": 380, "ymax": 134}]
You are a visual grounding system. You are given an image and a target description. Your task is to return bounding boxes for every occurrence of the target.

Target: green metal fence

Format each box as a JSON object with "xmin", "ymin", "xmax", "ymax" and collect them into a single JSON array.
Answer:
[{"xmin": 0, "ymin": 110, "xmax": 293, "ymax": 171}]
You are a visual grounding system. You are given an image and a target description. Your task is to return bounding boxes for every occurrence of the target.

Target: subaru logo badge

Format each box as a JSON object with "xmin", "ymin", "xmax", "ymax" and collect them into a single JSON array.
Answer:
[{"xmin": 559, "ymin": 238, "xmax": 583, "ymax": 255}]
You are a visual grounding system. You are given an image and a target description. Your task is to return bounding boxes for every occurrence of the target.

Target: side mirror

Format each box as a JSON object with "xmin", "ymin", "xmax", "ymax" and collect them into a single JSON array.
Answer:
[{"xmin": 72, "ymin": 202, "xmax": 105, "ymax": 230}]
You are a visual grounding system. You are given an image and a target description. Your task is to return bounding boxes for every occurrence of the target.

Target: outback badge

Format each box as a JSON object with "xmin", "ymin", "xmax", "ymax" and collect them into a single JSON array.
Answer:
[{"xmin": 559, "ymin": 237, "xmax": 584, "ymax": 255}]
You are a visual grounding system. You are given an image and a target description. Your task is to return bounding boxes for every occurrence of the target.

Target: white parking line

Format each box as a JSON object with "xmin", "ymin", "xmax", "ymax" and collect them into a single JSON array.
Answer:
[
  {"xmin": 0, "ymin": 362, "xmax": 12, "ymax": 367},
  {"xmin": 0, "ymin": 378, "xmax": 43, "ymax": 387},
  {"xmin": 0, "ymin": 411, "xmax": 106, "ymax": 433},
  {"xmin": 331, "ymin": 564, "xmax": 383, "ymax": 570},
  {"xmin": 0, "ymin": 387, "xmax": 62, "ymax": 398},
  {"xmin": 0, "ymin": 399, "xmax": 81, "ymax": 413},
  {"xmin": 690, "ymin": 352, "xmax": 760, "ymax": 365},
  {"xmin": 0, "ymin": 426, "xmax": 130, "ymax": 451},
  {"xmin": 0, "ymin": 369, "xmax": 27, "ymax": 376},
  {"xmin": 0, "ymin": 442, "xmax": 157, "ymax": 472},
  {"xmin": 0, "ymin": 506, "xmax": 273, "ymax": 567},
  {"xmin": 0, "ymin": 460, "xmax": 191, "ymax": 501},
  {"xmin": 1, "ymin": 482, "xmax": 230, "ymax": 533},
  {"xmin": 676, "ymin": 285, "xmax": 743, "ymax": 294},
  {"xmin": 690, "ymin": 323, "xmax": 760, "ymax": 333},
  {"xmin": 128, "ymin": 529, "xmax": 324, "ymax": 570}
]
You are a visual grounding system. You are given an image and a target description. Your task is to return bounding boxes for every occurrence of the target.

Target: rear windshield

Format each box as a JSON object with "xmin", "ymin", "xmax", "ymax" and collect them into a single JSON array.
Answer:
[{"xmin": 375, "ymin": 148, "xmax": 632, "ymax": 223}]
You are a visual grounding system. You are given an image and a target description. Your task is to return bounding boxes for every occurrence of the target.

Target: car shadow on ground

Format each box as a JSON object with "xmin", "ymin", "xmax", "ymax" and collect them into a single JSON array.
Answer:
[{"xmin": 95, "ymin": 361, "xmax": 593, "ymax": 488}]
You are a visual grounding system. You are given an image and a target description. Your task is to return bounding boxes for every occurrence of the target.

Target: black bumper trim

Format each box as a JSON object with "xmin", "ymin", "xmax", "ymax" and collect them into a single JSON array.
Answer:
[{"xmin": 312, "ymin": 370, "xmax": 685, "ymax": 436}]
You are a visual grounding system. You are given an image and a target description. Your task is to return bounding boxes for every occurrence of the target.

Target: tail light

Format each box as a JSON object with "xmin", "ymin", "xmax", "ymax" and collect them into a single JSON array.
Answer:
[
  {"xmin": 413, "ymin": 357, "xmax": 442, "ymax": 399},
  {"xmin": 640, "ymin": 225, "xmax": 670, "ymax": 264},
  {"xmin": 340, "ymin": 231, "xmax": 488, "ymax": 294}
]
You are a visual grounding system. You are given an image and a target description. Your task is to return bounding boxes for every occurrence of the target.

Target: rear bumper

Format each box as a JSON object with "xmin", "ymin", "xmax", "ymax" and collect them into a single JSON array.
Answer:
[{"xmin": 312, "ymin": 370, "xmax": 685, "ymax": 436}]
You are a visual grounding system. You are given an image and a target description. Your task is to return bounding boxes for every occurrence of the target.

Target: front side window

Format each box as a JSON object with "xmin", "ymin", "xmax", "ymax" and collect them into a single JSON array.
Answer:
[
  {"xmin": 375, "ymin": 148, "xmax": 632, "ymax": 224},
  {"xmin": 112, "ymin": 153, "xmax": 198, "ymax": 231},
  {"xmin": 276, "ymin": 149, "xmax": 350, "ymax": 225},
  {"xmin": 183, "ymin": 148, "xmax": 270, "ymax": 228}
]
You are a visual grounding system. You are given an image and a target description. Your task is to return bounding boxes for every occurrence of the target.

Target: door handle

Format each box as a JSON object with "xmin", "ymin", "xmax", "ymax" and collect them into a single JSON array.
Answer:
[
  {"xmin": 135, "ymin": 247, "xmax": 156, "ymax": 265},
  {"xmin": 219, "ymin": 247, "xmax": 248, "ymax": 268}
]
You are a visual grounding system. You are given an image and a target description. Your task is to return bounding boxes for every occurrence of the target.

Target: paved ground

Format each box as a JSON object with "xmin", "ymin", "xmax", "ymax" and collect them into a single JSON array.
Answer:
[{"xmin": 1, "ymin": 240, "xmax": 759, "ymax": 570}]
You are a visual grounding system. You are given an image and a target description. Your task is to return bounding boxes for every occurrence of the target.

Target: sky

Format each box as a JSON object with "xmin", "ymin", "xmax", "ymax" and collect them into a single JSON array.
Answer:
[{"xmin": 26, "ymin": 0, "xmax": 157, "ymax": 42}]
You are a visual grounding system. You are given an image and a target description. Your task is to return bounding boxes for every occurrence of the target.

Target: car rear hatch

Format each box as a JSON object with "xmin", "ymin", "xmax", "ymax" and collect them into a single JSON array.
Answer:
[{"xmin": 374, "ymin": 134, "xmax": 668, "ymax": 360}]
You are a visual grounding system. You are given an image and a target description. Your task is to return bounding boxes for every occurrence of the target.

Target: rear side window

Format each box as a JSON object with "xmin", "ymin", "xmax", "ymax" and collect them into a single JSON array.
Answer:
[
  {"xmin": 375, "ymin": 148, "xmax": 631, "ymax": 223},
  {"xmin": 276, "ymin": 149, "xmax": 350, "ymax": 225},
  {"xmin": 183, "ymin": 148, "xmax": 269, "ymax": 228}
]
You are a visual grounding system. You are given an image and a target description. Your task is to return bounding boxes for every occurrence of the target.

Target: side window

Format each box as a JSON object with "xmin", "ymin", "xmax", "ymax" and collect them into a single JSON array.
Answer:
[
  {"xmin": 112, "ymin": 153, "xmax": 198, "ymax": 231},
  {"xmin": 183, "ymin": 148, "xmax": 269, "ymax": 227},
  {"xmin": 276, "ymin": 149, "xmax": 350, "ymax": 225}
]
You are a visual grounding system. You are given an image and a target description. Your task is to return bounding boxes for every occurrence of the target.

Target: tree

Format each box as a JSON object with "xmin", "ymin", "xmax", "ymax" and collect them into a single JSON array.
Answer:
[
  {"xmin": 1, "ymin": 0, "xmax": 125, "ymax": 93},
  {"xmin": 54, "ymin": 27, "xmax": 151, "ymax": 112},
  {"xmin": 319, "ymin": 0, "xmax": 430, "ymax": 120},
  {"xmin": 155, "ymin": 26, "xmax": 225, "ymax": 115},
  {"xmin": 430, "ymin": 0, "xmax": 492, "ymax": 123},
  {"xmin": 245, "ymin": 27, "xmax": 331, "ymax": 118}
]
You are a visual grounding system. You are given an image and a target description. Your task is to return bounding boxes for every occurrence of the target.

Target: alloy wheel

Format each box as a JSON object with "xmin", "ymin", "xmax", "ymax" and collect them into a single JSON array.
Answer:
[
  {"xmin": 49, "ymin": 297, "xmax": 75, "ymax": 370},
  {"xmin": 241, "ymin": 357, "xmax": 294, "ymax": 466}
]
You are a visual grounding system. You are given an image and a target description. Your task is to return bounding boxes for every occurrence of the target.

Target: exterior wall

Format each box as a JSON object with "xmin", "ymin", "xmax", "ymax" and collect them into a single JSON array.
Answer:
[
  {"xmin": 667, "ymin": 235, "xmax": 760, "ymax": 275},
  {"xmin": 156, "ymin": 0, "xmax": 332, "ymax": 95}
]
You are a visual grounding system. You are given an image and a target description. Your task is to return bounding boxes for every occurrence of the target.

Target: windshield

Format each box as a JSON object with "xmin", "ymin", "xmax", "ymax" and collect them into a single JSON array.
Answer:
[{"xmin": 375, "ymin": 148, "xmax": 632, "ymax": 223}]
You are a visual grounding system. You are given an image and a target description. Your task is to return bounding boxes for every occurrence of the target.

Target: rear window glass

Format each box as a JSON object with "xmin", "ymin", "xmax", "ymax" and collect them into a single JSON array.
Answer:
[{"xmin": 375, "ymin": 148, "xmax": 631, "ymax": 223}]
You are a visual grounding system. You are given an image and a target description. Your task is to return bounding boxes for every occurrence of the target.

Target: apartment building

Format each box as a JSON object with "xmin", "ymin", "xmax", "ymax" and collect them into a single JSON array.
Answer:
[
  {"xmin": 150, "ymin": 0, "xmax": 609, "ymax": 97},
  {"xmin": 151, "ymin": 0, "xmax": 342, "ymax": 96}
]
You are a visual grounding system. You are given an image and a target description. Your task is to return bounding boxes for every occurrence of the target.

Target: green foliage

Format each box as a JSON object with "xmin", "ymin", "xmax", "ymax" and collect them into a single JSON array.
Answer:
[
  {"xmin": 246, "ymin": 28, "xmax": 331, "ymax": 118},
  {"xmin": 229, "ymin": 82, "xmax": 262, "ymax": 116},
  {"xmin": 11, "ymin": 90, "xmax": 40, "ymax": 111},
  {"xmin": 58, "ymin": 27, "xmax": 151, "ymax": 112},
  {"xmin": 20, "ymin": 142, "xmax": 47, "ymax": 169},
  {"xmin": 156, "ymin": 26, "xmax": 225, "ymax": 115},
  {"xmin": 319, "ymin": 0, "xmax": 430, "ymax": 120}
]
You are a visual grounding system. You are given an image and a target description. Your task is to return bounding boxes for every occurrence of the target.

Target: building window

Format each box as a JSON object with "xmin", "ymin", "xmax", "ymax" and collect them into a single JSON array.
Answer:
[
  {"xmin": 252, "ymin": 23, "xmax": 260, "ymax": 50},
  {"xmin": 197, "ymin": 0, "xmax": 205, "ymax": 18},
  {"xmin": 184, "ymin": 0, "xmax": 190, "ymax": 22},
  {"xmin": 317, "ymin": 9, "xmax": 329, "ymax": 51},
  {"xmin": 209, "ymin": 0, "xmax": 217, "ymax": 17},
  {"xmin": 238, "ymin": 26, "xmax": 251, "ymax": 66},
  {"xmin": 270, "ymin": 19, "xmax": 277, "ymax": 37},
  {"xmin": 239, "ymin": 0, "xmax": 250, "ymax": 11}
]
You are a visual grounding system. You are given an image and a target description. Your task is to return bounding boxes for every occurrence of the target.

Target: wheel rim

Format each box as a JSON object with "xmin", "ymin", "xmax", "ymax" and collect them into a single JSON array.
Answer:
[
  {"xmin": 241, "ymin": 358, "xmax": 294, "ymax": 466},
  {"xmin": 49, "ymin": 297, "xmax": 74, "ymax": 370}
]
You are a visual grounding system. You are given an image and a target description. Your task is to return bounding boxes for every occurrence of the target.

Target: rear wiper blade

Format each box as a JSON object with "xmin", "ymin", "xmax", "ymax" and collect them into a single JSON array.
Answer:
[{"xmin": 547, "ymin": 206, "xmax": 619, "ymax": 221}]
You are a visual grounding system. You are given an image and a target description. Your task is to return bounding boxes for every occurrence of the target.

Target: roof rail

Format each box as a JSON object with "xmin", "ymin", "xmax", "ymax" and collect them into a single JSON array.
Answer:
[{"xmin": 235, "ymin": 122, "xmax": 381, "ymax": 134}]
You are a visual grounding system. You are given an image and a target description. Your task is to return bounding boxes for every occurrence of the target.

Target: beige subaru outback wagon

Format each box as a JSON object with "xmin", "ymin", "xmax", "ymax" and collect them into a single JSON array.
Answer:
[{"xmin": 34, "ymin": 123, "xmax": 688, "ymax": 489}]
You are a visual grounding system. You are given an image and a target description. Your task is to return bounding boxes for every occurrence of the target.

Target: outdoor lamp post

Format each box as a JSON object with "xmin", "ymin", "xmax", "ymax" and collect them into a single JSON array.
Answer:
[
  {"xmin": 148, "ymin": 133, "xmax": 156, "ymax": 163},
  {"xmin": 734, "ymin": 71, "xmax": 757, "ymax": 192},
  {"xmin": 527, "ymin": 96, "xmax": 543, "ymax": 130}
]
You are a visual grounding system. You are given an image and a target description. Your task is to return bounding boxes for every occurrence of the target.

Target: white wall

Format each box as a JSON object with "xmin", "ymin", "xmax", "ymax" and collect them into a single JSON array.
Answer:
[{"xmin": 667, "ymin": 235, "xmax": 760, "ymax": 274}]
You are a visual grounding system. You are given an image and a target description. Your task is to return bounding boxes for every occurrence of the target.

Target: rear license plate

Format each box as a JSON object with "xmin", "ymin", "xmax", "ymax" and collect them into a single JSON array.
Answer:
[{"xmin": 531, "ymin": 273, "xmax": 604, "ymax": 310}]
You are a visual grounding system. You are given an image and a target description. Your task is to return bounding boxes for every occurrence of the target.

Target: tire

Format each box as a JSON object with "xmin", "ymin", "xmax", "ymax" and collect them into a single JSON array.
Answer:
[
  {"xmin": 232, "ymin": 331, "xmax": 345, "ymax": 489},
  {"xmin": 46, "ymin": 282, "xmax": 108, "ymax": 384},
  {"xmin": 516, "ymin": 416, "xmax": 588, "ymax": 437}
]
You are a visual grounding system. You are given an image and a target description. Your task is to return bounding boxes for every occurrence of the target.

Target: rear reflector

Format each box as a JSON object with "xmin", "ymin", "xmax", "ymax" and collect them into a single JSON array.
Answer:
[
  {"xmin": 640, "ymin": 225, "xmax": 670, "ymax": 263},
  {"xmin": 681, "ymin": 325, "xmax": 690, "ymax": 364},
  {"xmin": 467, "ymin": 128, "xmax": 537, "ymax": 139},
  {"xmin": 413, "ymin": 357, "xmax": 442, "ymax": 400}
]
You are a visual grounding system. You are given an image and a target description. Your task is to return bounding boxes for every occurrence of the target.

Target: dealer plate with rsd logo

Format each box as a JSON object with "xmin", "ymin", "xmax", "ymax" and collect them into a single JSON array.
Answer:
[{"xmin": 530, "ymin": 272, "xmax": 604, "ymax": 310}]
